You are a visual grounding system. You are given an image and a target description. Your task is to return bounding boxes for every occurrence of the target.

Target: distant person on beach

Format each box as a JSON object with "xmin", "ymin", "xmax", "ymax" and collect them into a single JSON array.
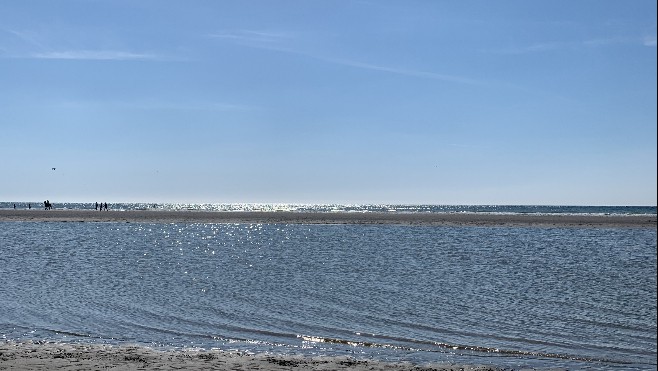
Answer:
[
  {"xmin": 104, "ymin": 202, "xmax": 108, "ymax": 211},
  {"xmin": 95, "ymin": 202, "xmax": 98, "ymax": 210},
  {"xmin": 28, "ymin": 204, "xmax": 31, "ymax": 209},
  {"xmin": 13, "ymin": 204, "xmax": 16, "ymax": 209}
]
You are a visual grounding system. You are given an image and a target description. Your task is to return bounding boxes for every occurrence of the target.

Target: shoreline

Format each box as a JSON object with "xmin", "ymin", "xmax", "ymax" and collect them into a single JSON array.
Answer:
[
  {"xmin": 0, "ymin": 341, "xmax": 506, "ymax": 371},
  {"xmin": 0, "ymin": 209, "xmax": 655, "ymax": 227}
]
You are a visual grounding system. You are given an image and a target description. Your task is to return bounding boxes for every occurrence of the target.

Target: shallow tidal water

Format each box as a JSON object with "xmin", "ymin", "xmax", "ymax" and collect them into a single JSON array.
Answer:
[{"xmin": 1, "ymin": 221, "xmax": 656, "ymax": 370}]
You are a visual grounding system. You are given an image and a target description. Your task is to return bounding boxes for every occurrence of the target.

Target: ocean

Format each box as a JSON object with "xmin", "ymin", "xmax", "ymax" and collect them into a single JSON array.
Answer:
[{"xmin": 0, "ymin": 204, "xmax": 656, "ymax": 370}]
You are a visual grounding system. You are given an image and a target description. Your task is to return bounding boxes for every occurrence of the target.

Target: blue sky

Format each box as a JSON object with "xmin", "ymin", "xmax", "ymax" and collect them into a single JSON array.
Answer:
[{"xmin": 1, "ymin": 1, "xmax": 656, "ymax": 205}]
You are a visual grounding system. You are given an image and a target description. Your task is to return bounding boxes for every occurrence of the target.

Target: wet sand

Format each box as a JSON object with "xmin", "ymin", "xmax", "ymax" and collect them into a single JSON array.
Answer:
[
  {"xmin": 0, "ymin": 209, "xmax": 655, "ymax": 228},
  {"xmin": 0, "ymin": 341, "xmax": 505, "ymax": 371}
]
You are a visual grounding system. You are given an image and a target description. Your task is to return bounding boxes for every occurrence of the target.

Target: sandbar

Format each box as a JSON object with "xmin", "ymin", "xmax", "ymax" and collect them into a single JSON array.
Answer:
[
  {"xmin": 0, "ymin": 341, "xmax": 506, "ymax": 371},
  {"xmin": 0, "ymin": 209, "xmax": 655, "ymax": 228}
]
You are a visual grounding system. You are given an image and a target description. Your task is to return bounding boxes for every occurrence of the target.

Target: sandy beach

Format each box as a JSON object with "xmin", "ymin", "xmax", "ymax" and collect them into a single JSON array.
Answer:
[
  {"xmin": 0, "ymin": 209, "xmax": 655, "ymax": 228},
  {"xmin": 0, "ymin": 341, "xmax": 508, "ymax": 371}
]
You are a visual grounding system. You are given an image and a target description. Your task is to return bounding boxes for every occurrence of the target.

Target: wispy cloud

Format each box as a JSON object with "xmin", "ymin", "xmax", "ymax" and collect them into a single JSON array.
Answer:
[
  {"xmin": 208, "ymin": 30, "xmax": 294, "ymax": 49},
  {"xmin": 317, "ymin": 57, "xmax": 481, "ymax": 85},
  {"xmin": 4, "ymin": 29, "xmax": 47, "ymax": 49},
  {"xmin": 45, "ymin": 99, "xmax": 255, "ymax": 112},
  {"xmin": 494, "ymin": 37, "xmax": 649, "ymax": 54},
  {"xmin": 2, "ymin": 28, "xmax": 166, "ymax": 61},
  {"xmin": 210, "ymin": 29, "xmax": 479, "ymax": 85},
  {"xmin": 31, "ymin": 50, "xmax": 161, "ymax": 61}
]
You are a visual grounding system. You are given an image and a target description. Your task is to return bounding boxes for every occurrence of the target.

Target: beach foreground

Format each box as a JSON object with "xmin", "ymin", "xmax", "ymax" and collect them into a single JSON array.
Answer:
[
  {"xmin": 0, "ymin": 209, "xmax": 655, "ymax": 227},
  {"xmin": 0, "ymin": 341, "xmax": 509, "ymax": 371}
]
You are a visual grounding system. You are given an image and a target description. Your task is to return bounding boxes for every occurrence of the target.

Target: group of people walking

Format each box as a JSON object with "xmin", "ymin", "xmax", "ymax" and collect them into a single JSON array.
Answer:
[
  {"xmin": 11, "ymin": 202, "xmax": 45, "ymax": 209},
  {"xmin": 10, "ymin": 201, "xmax": 111, "ymax": 210}
]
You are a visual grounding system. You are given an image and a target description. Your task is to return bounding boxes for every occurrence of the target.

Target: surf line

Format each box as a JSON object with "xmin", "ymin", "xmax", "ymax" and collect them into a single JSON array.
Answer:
[{"xmin": 299, "ymin": 335, "xmax": 632, "ymax": 365}]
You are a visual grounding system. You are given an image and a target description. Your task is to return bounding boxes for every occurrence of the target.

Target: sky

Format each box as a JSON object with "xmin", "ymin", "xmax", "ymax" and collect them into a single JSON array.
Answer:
[{"xmin": 1, "ymin": 0, "xmax": 656, "ymax": 205}]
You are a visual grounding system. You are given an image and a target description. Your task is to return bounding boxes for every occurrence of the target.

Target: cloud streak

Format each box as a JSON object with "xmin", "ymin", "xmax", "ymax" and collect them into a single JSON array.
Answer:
[
  {"xmin": 319, "ymin": 57, "xmax": 481, "ymax": 85},
  {"xmin": 494, "ymin": 36, "xmax": 653, "ymax": 54},
  {"xmin": 32, "ymin": 50, "xmax": 161, "ymax": 61},
  {"xmin": 210, "ymin": 29, "xmax": 479, "ymax": 85},
  {"xmin": 44, "ymin": 98, "xmax": 254, "ymax": 112},
  {"xmin": 209, "ymin": 30, "xmax": 294, "ymax": 45},
  {"xmin": 1, "ymin": 28, "xmax": 165, "ymax": 61}
]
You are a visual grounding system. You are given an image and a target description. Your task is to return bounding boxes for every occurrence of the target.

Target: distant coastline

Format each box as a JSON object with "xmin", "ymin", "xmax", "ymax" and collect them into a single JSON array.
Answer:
[{"xmin": 0, "ymin": 209, "xmax": 655, "ymax": 228}]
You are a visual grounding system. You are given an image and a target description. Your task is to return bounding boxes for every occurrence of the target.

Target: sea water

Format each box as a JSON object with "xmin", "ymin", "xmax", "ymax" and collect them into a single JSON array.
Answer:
[{"xmin": 0, "ymin": 208, "xmax": 656, "ymax": 370}]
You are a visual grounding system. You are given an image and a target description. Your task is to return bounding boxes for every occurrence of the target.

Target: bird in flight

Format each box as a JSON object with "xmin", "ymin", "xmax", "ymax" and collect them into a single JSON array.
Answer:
[{"xmin": 52, "ymin": 168, "xmax": 56, "ymax": 171}]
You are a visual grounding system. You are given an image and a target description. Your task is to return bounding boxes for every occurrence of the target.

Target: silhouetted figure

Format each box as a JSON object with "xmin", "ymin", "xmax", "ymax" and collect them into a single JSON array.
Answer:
[
  {"xmin": 95, "ymin": 202, "xmax": 98, "ymax": 210},
  {"xmin": 104, "ymin": 202, "xmax": 108, "ymax": 211},
  {"xmin": 29, "ymin": 204, "xmax": 31, "ymax": 209},
  {"xmin": 13, "ymin": 204, "xmax": 16, "ymax": 209}
]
